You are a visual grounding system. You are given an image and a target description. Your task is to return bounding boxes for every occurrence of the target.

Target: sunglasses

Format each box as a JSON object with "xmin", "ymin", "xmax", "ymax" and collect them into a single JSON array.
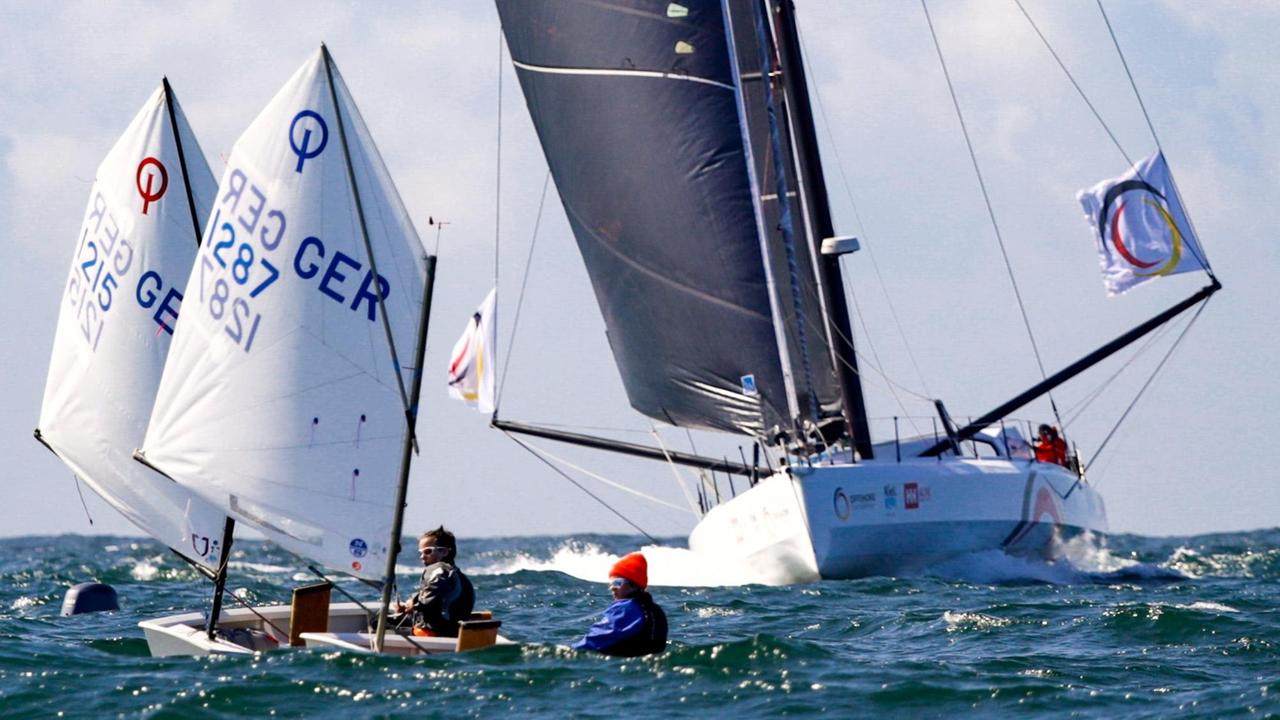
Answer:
[
  {"xmin": 420, "ymin": 546, "xmax": 448, "ymax": 556},
  {"xmin": 609, "ymin": 578, "xmax": 630, "ymax": 589}
]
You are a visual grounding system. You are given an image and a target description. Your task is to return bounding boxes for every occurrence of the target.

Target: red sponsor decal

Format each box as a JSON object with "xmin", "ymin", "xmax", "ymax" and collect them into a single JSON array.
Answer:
[{"xmin": 904, "ymin": 482, "xmax": 919, "ymax": 510}]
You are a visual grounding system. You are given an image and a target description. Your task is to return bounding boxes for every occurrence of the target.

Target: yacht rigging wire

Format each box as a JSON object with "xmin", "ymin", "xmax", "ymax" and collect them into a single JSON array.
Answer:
[
  {"xmin": 796, "ymin": 22, "xmax": 936, "ymax": 407},
  {"xmin": 495, "ymin": 171, "xmax": 551, "ymax": 410},
  {"xmin": 920, "ymin": 0, "xmax": 1065, "ymax": 434},
  {"xmin": 1096, "ymin": 1, "xmax": 1214, "ymax": 279},
  {"xmin": 1086, "ymin": 297, "xmax": 1211, "ymax": 478},
  {"xmin": 502, "ymin": 430, "xmax": 661, "ymax": 542},
  {"xmin": 1061, "ymin": 317, "xmax": 1179, "ymax": 428},
  {"xmin": 1014, "ymin": 0, "xmax": 1215, "ymax": 279},
  {"xmin": 491, "ymin": 31, "xmax": 505, "ymax": 417}
]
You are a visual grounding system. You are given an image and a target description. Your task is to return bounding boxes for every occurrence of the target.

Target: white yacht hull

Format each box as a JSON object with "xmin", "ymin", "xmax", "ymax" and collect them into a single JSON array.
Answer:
[{"xmin": 688, "ymin": 458, "xmax": 1107, "ymax": 584}]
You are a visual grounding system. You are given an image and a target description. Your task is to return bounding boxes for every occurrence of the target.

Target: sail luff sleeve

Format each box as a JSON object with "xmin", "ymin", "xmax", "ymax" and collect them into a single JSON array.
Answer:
[
  {"xmin": 497, "ymin": 0, "xmax": 799, "ymax": 437},
  {"xmin": 721, "ymin": 0, "xmax": 803, "ymax": 428},
  {"xmin": 726, "ymin": 0, "xmax": 844, "ymax": 434}
]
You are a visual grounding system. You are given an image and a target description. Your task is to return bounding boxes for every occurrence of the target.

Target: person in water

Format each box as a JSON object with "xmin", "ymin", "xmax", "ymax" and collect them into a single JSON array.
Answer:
[
  {"xmin": 1034, "ymin": 424, "xmax": 1069, "ymax": 467},
  {"xmin": 393, "ymin": 526, "xmax": 474, "ymax": 637},
  {"xmin": 573, "ymin": 552, "xmax": 668, "ymax": 657}
]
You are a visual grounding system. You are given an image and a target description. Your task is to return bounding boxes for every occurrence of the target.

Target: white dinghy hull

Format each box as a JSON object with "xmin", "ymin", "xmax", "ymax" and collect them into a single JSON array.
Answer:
[
  {"xmin": 299, "ymin": 631, "xmax": 514, "ymax": 656},
  {"xmin": 141, "ymin": 602, "xmax": 511, "ymax": 657},
  {"xmin": 688, "ymin": 459, "xmax": 1107, "ymax": 584},
  {"xmin": 140, "ymin": 602, "xmax": 374, "ymax": 657}
]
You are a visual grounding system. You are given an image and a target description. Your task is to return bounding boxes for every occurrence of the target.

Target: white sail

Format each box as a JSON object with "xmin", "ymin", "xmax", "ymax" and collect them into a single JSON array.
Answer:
[
  {"xmin": 37, "ymin": 82, "xmax": 230, "ymax": 570},
  {"xmin": 139, "ymin": 48, "xmax": 428, "ymax": 580}
]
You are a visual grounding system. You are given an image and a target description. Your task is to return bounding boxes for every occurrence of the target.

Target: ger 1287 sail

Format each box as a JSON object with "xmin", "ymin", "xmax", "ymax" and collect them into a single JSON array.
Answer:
[
  {"xmin": 133, "ymin": 47, "xmax": 503, "ymax": 656},
  {"xmin": 490, "ymin": 0, "xmax": 1220, "ymax": 583}
]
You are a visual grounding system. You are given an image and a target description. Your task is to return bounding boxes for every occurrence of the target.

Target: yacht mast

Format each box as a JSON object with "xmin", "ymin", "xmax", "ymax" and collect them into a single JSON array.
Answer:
[{"xmin": 770, "ymin": 0, "xmax": 875, "ymax": 458}]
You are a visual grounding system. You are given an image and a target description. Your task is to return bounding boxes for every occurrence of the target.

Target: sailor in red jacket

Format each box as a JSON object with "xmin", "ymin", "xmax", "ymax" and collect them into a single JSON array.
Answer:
[
  {"xmin": 573, "ymin": 552, "xmax": 668, "ymax": 657},
  {"xmin": 1034, "ymin": 424, "xmax": 1069, "ymax": 467}
]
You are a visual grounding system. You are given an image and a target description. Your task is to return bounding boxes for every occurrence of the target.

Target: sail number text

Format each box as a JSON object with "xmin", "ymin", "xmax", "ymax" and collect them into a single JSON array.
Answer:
[
  {"xmin": 198, "ymin": 167, "xmax": 393, "ymax": 353},
  {"xmin": 65, "ymin": 191, "xmax": 134, "ymax": 351}
]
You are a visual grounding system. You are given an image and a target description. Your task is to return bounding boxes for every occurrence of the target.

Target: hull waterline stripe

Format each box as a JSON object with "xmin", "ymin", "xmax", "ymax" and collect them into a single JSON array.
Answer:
[{"xmin": 510, "ymin": 59, "xmax": 734, "ymax": 92}]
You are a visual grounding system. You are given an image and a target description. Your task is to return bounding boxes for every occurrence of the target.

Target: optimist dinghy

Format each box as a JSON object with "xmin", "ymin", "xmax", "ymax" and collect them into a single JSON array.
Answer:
[{"xmin": 135, "ymin": 45, "xmax": 504, "ymax": 656}]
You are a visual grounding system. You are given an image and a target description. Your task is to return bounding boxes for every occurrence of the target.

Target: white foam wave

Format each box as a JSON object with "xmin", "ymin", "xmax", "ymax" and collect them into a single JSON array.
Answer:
[
  {"xmin": 131, "ymin": 560, "xmax": 160, "ymax": 581},
  {"xmin": 942, "ymin": 610, "xmax": 1013, "ymax": 632},
  {"xmin": 924, "ymin": 532, "xmax": 1188, "ymax": 585},
  {"xmin": 469, "ymin": 541, "xmax": 778, "ymax": 587},
  {"xmin": 926, "ymin": 549, "xmax": 1082, "ymax": 584},
  {"xmin": 1176, "ymin": 601, "xmax": 1239, "ymax": 613},
  {"xmin": 227, "ymin": 561, "xmax": 295, "ymax": 574},
  {"xmin": 10, "ymin": 596, "xmax": 39, "ymax": 610}
]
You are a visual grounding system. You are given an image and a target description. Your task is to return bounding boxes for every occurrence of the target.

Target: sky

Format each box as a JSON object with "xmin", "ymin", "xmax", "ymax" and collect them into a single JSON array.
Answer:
[{"xmin": 1, "ymin": 1, "xmax": 1276, "ymax": 543}]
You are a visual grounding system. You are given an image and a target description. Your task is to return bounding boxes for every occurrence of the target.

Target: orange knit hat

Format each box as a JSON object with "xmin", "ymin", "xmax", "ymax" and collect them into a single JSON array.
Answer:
[{"xmin": 609, "ymin": 552, "xmax": 648, "ymax": 589}]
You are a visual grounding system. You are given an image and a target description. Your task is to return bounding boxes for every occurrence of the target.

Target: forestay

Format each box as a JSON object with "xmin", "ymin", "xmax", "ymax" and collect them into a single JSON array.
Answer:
[
  {"xmin": 497, "ymin": 0, "xmax": 842, "ymax": 439},
  {"xmin": 37, "ymin": 83, "xmax": 229, "ymax": 571},
  {"xmin": 139, "ymin": 49, "xmax": 428, "ymax": 580}
]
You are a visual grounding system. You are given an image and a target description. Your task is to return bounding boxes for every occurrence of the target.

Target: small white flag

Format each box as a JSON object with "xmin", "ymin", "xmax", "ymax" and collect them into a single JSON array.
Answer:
[
  {"xmin": 447, "ymin": 288, "xmax": 497, "ymax": 413},
  {"xmin": 1077, "ymin": 150, "xmax": 1208, "ymax": 296}
]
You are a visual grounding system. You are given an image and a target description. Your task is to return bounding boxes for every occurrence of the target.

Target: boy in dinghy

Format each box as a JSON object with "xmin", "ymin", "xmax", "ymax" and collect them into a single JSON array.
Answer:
[
  {"xmin": 573, "ymin": 552, "xmax": 668, "ymax": 657},
  {"xmin": 392, "ymin": 526, "xmax": 475, "ymax": 637}
]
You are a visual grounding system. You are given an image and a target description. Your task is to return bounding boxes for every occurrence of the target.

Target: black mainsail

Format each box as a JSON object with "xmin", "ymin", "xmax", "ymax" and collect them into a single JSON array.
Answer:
[{"xmin": 497, "ymin": 0, "xmax": 853, "ymax": 443}]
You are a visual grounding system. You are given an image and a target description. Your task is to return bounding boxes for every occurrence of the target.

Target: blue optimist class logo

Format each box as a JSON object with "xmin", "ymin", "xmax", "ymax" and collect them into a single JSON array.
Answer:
[
  {"xmin": 289, "ymin": 110, "xmax": 329, "ymax": 173},
  {"xmin": 740, "ymin": 374, "xmax": 758, "ymax": 396},
  {"xmin": 349, "ymin": 538, "xmax": 368, "ymax": 558}
]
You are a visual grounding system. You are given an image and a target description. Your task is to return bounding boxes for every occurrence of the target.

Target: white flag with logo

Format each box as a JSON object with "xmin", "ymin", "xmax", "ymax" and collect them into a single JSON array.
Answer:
[
  {"xmin": 448, "ymin": 288, "xmax": 497, "ymax": 413},
  {"xmin": 1077, "ymin": 150, "xmax": 1208, "ymax": 296}
]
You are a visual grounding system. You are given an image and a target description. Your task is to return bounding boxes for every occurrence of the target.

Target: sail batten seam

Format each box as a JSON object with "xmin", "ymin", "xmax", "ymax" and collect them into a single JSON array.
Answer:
[{"xmin": 510, "ymin": 59, "xmax": 733, "ymax": 92}]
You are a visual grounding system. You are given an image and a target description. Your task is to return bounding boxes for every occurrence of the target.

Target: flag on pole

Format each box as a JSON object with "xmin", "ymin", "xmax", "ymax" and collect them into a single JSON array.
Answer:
[
  {"xmin": 448, "ymin": 289, "xmax": 497, "ymax": 413},
  {"xmin": 1077, "ymin": 150, "xmax": 1208, "ymax": 296}
]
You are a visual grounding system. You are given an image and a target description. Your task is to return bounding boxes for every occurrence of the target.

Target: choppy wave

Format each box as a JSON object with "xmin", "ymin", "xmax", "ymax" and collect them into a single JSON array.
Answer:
[
  {"xmin": 1, "ymin": 529, "xmax": 1277, "ymax": 718},
  {"xmin": 469, "ymin": 540, "xmax": 779, "ymax": 587}
]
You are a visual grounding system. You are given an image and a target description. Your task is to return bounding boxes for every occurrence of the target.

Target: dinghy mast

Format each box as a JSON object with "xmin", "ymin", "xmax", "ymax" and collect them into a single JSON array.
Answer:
[
  {"xmin": 316, "ymin": 44, "xmax": 434, "ymax": 653},
  {"xmin": 373, "ymin": 254, "xmax": 437, "ymax": 652},
  {"xmin": 162, "ymin": 77, "xmax": 240, "ymax": 641}
]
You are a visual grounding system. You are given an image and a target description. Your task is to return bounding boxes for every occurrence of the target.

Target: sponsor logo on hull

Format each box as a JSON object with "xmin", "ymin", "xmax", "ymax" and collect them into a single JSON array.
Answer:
[{"xmin": 833, "ymin": 487, "xmax": 877, "ymax": 521}]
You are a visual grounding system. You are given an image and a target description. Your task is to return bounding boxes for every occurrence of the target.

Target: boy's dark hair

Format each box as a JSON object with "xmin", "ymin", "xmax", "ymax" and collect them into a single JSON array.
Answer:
[{"xmin": 421, "ymin": 526, "xmax": 457, "ymax": 562}]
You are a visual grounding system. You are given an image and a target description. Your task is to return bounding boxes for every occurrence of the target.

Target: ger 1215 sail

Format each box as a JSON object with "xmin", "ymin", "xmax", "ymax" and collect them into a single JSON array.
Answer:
[
  {"xmin": 491, "ymin": 0, "xmax": 1219, "ymax": 583},
  {"xmin": 35, "ymin": 80, "xmax": 232, "ymax": 576}
]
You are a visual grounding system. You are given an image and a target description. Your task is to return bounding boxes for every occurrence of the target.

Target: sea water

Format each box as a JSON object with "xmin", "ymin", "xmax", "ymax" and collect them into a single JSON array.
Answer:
[{"xmin": 1, "ymin": 530, "xmax": 1277, "ymax": 717}]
